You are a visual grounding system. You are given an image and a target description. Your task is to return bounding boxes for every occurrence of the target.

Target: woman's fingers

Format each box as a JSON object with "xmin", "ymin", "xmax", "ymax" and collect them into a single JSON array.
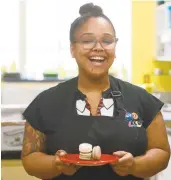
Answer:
[
  {"xmin": 54, "ymin": 149, "xmax": 81, "ymax": 176},
  {"xmin": 55, "ymin": 150, "xmax": 69, "ymax": 166},
  {"xmin": 56, "ymin": 150, "xmax": 67, "ymax": 156}
]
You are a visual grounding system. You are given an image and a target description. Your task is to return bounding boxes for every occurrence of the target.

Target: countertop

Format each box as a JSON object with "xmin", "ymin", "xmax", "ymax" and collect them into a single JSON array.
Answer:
[
  {"xmin": 162, "ymin": 111, "xmax": 171, "ymax": 121},
  {"xmin": 2, "ymin": 79, "xmax": 66, "ymax": 83}
]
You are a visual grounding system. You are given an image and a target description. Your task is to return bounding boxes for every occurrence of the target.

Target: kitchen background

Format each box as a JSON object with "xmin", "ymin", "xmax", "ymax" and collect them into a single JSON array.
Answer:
[{"xmin": 1, "ymin": 0, "xmax": 171, "ymax": 179}]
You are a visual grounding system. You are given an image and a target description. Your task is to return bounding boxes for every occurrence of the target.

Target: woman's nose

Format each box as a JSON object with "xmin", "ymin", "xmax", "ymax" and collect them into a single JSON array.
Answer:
[{"xmin": 92, "ymin": 41, "xmax": 104, "ymax": 51}]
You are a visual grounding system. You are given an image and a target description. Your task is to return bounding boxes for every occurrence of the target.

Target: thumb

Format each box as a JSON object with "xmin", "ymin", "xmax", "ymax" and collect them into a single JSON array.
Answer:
[
  {"xmin": 55, "ymin": 150, "xmax": 69, "ymax": 166},
  {"xmin": 56, "ymin": 150, "xmax": 67, "ymax": 157},
  {"xmin": 113, "ymin": 151, "xmax": 127, "ymax": 157}
]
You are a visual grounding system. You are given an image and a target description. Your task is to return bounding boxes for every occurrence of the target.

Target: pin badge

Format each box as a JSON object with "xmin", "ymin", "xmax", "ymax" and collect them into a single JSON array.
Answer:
[
  {"xmin": 135, "ymin": 121, "xmax": 142, "ymax": 127},
  {"xmin": 125, "ymin": 112, "xmax": 133, "ymax": 121},
  {"xmin": 132, "ymin": 112, "xmax": 138, "ymax": 120},
  {"xmin": 128, "ymin": 121, "xmax": 132, "ymax": 127}
]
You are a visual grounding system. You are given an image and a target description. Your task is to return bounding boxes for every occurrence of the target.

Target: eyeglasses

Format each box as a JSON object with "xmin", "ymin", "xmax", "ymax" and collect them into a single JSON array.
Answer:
[{"xmin": 74, "ymin": 36, "xmax": 118, "ymax": 50}]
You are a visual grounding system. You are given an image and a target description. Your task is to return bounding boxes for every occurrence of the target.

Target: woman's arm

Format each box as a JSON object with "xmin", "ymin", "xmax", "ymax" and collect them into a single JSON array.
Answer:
[
  {"xmin": 111, "ymin": 112, "xmax": 170, "ymax": 178},
  {"xmin": 132, "ymin": 112, "xmax": 170, "ymax": 178},
  {"xmin": 21, "ymin": 121, "xmax": 61, "ymax": 179}
]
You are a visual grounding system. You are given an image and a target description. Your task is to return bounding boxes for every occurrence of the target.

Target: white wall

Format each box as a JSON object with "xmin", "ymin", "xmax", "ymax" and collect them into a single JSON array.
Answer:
[
  {"xmin": 0, "ymin": 0, "xmax": 20, "ymax": 69},
  {"xmin": 0, "ymin": 0, "xmax": 132, "ymax": 81}
]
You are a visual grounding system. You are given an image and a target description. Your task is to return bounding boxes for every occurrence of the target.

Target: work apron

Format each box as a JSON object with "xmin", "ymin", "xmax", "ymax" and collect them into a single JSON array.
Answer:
[{"xmin": 46, "ymin": 78, "xmax": 148, "ymax": 180}]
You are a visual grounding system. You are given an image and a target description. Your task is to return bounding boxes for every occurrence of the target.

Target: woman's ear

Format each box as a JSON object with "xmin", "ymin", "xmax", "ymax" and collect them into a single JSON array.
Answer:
[
  {"xmin": 114, "ymin": 39, "xmax": 118, "ymax": 59},
  {"xmin": 70, "ymin": 43, "xmax": 75, "ymax": 58}
]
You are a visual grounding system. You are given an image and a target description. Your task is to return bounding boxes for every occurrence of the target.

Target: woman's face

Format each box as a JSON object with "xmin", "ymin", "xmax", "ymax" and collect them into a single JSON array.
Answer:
[{"xmin": 70, "ymin": 17, "xmax": 117, "ymax": 79}]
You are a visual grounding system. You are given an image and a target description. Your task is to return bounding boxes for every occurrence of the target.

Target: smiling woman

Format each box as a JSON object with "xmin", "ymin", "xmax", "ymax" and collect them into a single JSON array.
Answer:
[
  {"xmin": 70, "ymin": 3, "xmax": 117, "ymax": 80},
  {"xmin": 21, "ymin": 2, "xmax": 170, "ymax": 180}
]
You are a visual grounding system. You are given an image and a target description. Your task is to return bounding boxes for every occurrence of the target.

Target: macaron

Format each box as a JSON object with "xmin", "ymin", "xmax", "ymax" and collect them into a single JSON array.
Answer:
[
  {"xmin": 92, "ymin": 146, "xmax": 101, "ymax": 160},
  {"xmin": 79, "ymin": 143, "xmax": 93, "ymax": 160}
]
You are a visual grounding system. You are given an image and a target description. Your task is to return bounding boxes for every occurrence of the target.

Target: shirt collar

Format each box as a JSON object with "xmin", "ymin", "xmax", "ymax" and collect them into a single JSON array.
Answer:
[{"xmin": 102, "ymin": 98, "xmax": 114, "ymax": 109}]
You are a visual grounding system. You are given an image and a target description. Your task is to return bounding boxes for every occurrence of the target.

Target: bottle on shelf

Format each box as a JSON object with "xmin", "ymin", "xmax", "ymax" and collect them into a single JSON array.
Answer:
[{"xmin": 156, "ymin": 0, "xmax": 165, "ymax": 6}]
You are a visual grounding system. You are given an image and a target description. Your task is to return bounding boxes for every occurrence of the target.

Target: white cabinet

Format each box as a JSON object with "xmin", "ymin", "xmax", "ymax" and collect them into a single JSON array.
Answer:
[
  {"xmin": 1, "ymin": 82, "xmax": 58, "ymax": 104},
  {"xmin": 1, "ymin": 124, "xmax": 25, "ymax": 151},
  {"xmin": 156, "ymin": 1, "xmax": 171, "ymax": 61}
]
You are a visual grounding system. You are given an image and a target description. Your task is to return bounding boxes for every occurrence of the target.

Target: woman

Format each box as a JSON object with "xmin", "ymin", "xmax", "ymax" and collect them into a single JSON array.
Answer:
[{"xmin": 21, "ymin": 3, "xmax": 170, "ymax": 180}]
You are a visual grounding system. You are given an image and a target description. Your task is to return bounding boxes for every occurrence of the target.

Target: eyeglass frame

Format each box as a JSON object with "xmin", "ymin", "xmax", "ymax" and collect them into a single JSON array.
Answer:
[{"xmin": 72, "ymin": 36, "xmax": 119, "ymax": 50}]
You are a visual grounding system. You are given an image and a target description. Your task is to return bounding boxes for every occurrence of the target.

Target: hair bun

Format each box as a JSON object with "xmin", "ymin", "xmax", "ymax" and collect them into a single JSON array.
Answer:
[{"xmin": 79, "ymin": 3, "xmax": 103, "ymax": 16}]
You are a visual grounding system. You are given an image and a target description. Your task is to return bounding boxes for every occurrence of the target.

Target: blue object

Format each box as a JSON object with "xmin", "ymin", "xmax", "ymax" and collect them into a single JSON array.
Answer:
[
  {"xmin": 125, "ymin": 112, "xmax": 133, "ymax": 121},
  {"xmin": 168, "ymin": 6, "xmax": 171, "ymax": 28}
]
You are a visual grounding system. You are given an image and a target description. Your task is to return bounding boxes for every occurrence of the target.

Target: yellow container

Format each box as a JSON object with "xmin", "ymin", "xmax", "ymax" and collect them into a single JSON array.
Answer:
[
  {"xmin": 152, "ymin": 75, "xmax": 171, "ymax": 92},
  {"xmin": 152, "ymin": 61, "xmax": 171, "ymax": 92}
]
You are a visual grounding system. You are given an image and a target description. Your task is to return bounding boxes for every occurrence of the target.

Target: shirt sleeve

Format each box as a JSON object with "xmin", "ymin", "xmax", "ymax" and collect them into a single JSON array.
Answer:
[
  {"xmin": 140, "ymin": 89, "xmax": 164, "ymax": 129},
  {"xmin": 22, "ymin": 92, "xmax": 45, "ymax": 133}
]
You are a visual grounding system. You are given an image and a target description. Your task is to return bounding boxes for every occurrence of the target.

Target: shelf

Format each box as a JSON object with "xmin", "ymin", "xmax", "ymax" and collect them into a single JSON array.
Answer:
[
  {"xmin": 152, "ymin": 74, "xmax": 171, "ymax": 76},
  {"xmin": 155, "ymin": 58, "xmax": 171, "ymax": 62}
]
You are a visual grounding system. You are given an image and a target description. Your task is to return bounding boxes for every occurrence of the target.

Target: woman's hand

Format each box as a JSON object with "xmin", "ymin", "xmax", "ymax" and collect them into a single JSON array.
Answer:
[
  {"xmin": 54, "ymin": 150, "xmax": 81, "ymax": 176},
  {"xmin": 111, "ymin": 151, "xmax": 135, "ymax": 176}
]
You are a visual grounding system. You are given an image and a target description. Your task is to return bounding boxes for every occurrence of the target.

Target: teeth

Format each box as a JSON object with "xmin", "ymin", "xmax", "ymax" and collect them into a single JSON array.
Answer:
[{"xmin": 90, "ymin": 56, "xmax": 105, "ymax": 61}]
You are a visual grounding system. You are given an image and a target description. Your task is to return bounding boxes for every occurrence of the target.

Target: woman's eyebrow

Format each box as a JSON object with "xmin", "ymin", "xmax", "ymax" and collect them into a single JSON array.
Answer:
[
  {"xmin": 103, "ymin": 33, "xmax": 114, "ymax": 36},
  {"xmin": 79, "ymin": 33, "xmax": 94, "ymax": 37},
  {"xmin": 79, "ymin": 32, "xmax": 114, "ymax": 37}
]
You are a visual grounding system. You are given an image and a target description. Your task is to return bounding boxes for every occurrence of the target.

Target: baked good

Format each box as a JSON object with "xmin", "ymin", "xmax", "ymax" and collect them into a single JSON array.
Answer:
[
  {"xmin": 92, "ymin": 146, "xmax": 101, "ymax": 160},
  {"xmin": 79, "ymin": 143, "xmax": 93, "ymax": 160},
  {"xmin": 79, "ymin": 143, "xmax": 102, "ymax": 160}
]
